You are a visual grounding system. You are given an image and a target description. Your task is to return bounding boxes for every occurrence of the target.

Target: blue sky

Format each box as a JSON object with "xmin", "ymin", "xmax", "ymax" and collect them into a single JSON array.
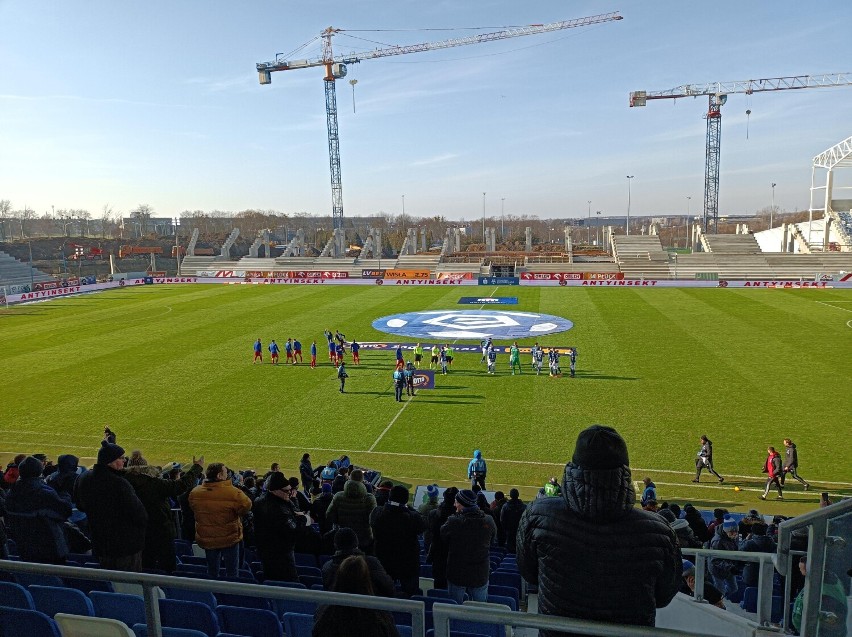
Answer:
[{"xmin": 1, "ymin": 1, "xmax": 850, "ymax": 222}]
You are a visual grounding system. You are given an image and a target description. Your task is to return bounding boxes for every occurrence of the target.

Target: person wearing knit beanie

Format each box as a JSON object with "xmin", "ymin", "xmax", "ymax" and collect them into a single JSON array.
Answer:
[
  {"xmin": 97, "ymin": 440, "xmax": 125, "ymax": 467},
  {"xmin": 441, "ymin": 486, "xmax": 497, "ymax": 603},
  {"xmin": 516, "ymin": 425, "xmax": 681, "ymax": 634},
  {"xmin": 455, "ymin": 489, "xmax": 477, "ymax": 509}
]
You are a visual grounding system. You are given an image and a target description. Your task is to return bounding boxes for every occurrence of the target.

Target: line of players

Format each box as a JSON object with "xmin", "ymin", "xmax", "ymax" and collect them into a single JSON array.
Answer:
[
  {"xmin": 480, "ymin": 338, "xmax": 577, "ymax": 377},
  {"xmin": 252, "ymin": 330, "xmax": 362, "ymax": 369}
]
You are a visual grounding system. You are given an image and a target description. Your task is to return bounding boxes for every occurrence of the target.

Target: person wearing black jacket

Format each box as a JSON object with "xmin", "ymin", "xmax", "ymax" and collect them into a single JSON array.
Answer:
[
  {"xmin": 518, "ymin": 425, "xmax": 681, "ymax": 637},
  {"xmin": 426, "ymin": 486, "xmax": 457, "ymax": 590},
  {"xmin": 5, "ymin": 456, "xmax": 72, "ymax": 564},
  {"xmin": 739, "ymin": 523, "xmax": 776, "ymax": 586},
  {"xmin": 321, "ymin": 527, "xmax": 394, "ymax": 595},
  {"xmin": 253, "ymin": 472, "xmax": 304, "ymax": 581},
  {"xmin": 124, "ymin": 453, "xmax": 204, "ymax": 573},
  {"xmin": 75, "ymin": 441, "xmax": 148, "ymax": 571},
  {"xmin": 500, "ymin": 488, "xmax": 526, "ymax": 554},
  {"xmin": 440, "ymin": 488, "xmax": 497, "ymax": 604},
  {"xmin": 299, "ymin": 453, "xmax": 313, "ymax": 494},
  {"xmin": 370, "ymin": 485, "xmax": 426, "ymax": 597},
  {"xmin": 683, "ymin": 504, "xmax": 711, "ymax": 544}
]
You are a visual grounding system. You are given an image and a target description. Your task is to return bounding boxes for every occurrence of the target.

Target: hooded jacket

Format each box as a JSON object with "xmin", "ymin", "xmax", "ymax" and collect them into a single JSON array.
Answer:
[
  {"xmin": 5, "ymin": 462, "xmax": 72, "ymax": 563},
  {"xmin": 708, "ymin": 525, "xmax": 740, "ymax": 579},
  {"xmin": 124, "ymin": 462, "xmax": 202, "ymax": 542},
  {"xmin": 188, "ymin": 479, "xmax": 252, "ymax": 549},
  {"xmin": 467, "ymin": 450, "xmax": 486, "ymax": 478},
  {"xmin": 326, "ymin": 479, "xmax": 377, "ymax": 549},
  {"xmin": 74, "ymin": 463, "xmax": 148, "ymax": 558},
  {"xmin": 45, "ymin": 454, "xmax": 80, "ymax": 498},
  {"xmin": 440, "ymin": 506, "xmax": 496, "ymax": 588},
  {"xmin": 517, "ymin": 461, "xmax": 681, "ymax": 637},
  {"xmin": 783, "ymin": 443, "xmax": 799, "ymax": 470}
]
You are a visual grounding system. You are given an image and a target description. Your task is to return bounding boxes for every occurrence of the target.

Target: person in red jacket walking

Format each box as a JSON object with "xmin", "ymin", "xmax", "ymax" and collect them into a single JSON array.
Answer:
[{"xmin": 759, "ymin": 446, "xmax": 783, "ymax": 501}]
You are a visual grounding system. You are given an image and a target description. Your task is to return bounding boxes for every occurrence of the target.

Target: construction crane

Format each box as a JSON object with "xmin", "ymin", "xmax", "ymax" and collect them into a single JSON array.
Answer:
[
  {"xmin": 630, "ymin": 73, "xmax": 852, "ymax": 233},
  {"xmin": 257, "ymin": 12, "xmax": 623, "ymax": 232}
]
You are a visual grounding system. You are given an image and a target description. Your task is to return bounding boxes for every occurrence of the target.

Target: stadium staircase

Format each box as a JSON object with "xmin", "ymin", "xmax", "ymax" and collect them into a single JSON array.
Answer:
[
  {"xmin": 186, "ymin": 228, "xmax": 200, "ymax": 256},
  {"xmin": 829, "ymin": 208, "xmax": 852, "ymax": 249},
  {"xmin": 611, "ymin": 235, "xmax": 672, "ymax": 279},
  {"xmin": 0, "ymin": 250, "xmax": 54, "ymax": 289},
  {"xmin": 703, "ymin": 233, "xmax": 762, "ymax": 254},
  {"xmin": 220, "ymin": 228, "xmax": 240, "ymax": 258}
]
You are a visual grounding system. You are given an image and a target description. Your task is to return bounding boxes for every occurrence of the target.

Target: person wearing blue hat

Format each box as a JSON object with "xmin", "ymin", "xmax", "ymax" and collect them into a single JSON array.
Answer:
[{"xmin": 708, "ymin": 515, "xmax": 742, "ymax": 600}]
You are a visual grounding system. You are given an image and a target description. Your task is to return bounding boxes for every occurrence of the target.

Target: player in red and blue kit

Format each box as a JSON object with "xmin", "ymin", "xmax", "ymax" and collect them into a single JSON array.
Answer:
[
  {"xmin": 253, "ymin": 338, "xmax": 263, "ymax": 364},
  {"xmin": 335, "ymin": 343, "xmax": 345, "ymax": 364},
  {"xmin": 310, "ymin": 341, "xmax": 317, "ymax": 368},
  {"xmin": 351, "ymin": 340, "xmax": 360, "ymax": 365},
  {"xmin": 328, "ymin": 338, "xmax": 337, "ymax": 365},
  {"xmin": 268, "ymin": 340, "xmax": 280, "ymax": 365},
  {"xmin": 285, "ymin": 338, "xmax": 294, "ymax": 364},
  {"xmin": 293, "ymin": 339, "xmax": 303, "ymax": 364}
]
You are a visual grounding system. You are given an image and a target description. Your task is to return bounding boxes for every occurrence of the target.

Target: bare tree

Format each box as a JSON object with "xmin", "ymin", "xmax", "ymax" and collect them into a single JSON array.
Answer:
[
  {"xmin": 130, "ymin": 204, "xmax": 153, "ymax": 236},
  {"xmin": 101, "ymin": 204, "xmax": 115, "ymax": 238}
]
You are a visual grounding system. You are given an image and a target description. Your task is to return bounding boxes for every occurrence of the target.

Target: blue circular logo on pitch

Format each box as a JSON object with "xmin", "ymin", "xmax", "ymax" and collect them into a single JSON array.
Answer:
[{"xmin": 372, "ymin": 310, "xmax": 573, "ymax": 340}]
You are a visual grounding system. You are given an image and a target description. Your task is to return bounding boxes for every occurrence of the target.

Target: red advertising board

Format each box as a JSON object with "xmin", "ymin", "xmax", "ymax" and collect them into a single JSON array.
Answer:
[
  {"xmin": 520, "ymin": 272, "xmax": 584, "ymax": 281},
  {"xmin": 437, "ymin": 272, "xmax": 474, "ymax": 281}
]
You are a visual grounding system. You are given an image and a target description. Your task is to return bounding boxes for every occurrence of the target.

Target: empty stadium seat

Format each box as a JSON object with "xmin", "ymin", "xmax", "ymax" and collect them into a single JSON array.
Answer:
[
  {"xmin": 89, "ymin": 592, "xmax": 146, "ymax": 627},
  {"xmin": 0, "ymin": 581, "xmax": 35, "ymax": 610},
  {"xmin": 216, "ymin": 605, "xmax": 283, "ymax": 637},
  {"xmin": 0, "ymin": 605, "xmax": 62, "ymax": 637},
  {"xmin": 15, "ymin": 573, "xmax": 65, "ymax": 588},
  {"xmin": 161, "ymin": 587, "xmax": 216, "ymax": 611},
  {"xmin": 29, "ymin": 585, "xmax": 94, "ymax": 618},
  {"xmin": 282, "ymin": 612, "xmax": 314, "ymax": 637},
  {"xmin": 63, "ymin": 577, "xmax": 114, "ymax": 595},
  {"xmin": 132, "ymin": 626, "xmax": 208, "ymax": 637},
  {"xmin": 214, "ymin": 591, "xmax": 272, "ymax": 611},
  {"xmin": 54, "ymin": 613, "xmax": 134, "ymax": 637},
  {"xmin": 157, "ymin": 599, "xmax": 219, "ymax": 637}
]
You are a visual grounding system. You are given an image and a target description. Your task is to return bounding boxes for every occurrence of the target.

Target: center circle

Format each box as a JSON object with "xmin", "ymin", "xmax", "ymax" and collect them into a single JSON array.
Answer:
[{"xmin": 372, "ymin": 310, "xmax": 574, "ymax": 340}]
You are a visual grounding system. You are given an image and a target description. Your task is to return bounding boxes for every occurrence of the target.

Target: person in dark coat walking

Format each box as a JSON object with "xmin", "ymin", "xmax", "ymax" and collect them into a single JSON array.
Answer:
[
  {"xmin": 321, "ymin": 527, "xmax": 394, "ymax": 596},
  {"xmin": 75, "ymin": 441, "xmax": 149, "ymax": 571},
  {"xmin": 4, "ymin": 456, "xmax": 72, "ymax": 564},
  {"xmin": 517, "ymin": 425, "xmax": 681, "ymax": 637},
  {"xmin": 426, "ymin": 486, "xmax": 457, "ymax": 590},
  {"xmin": 780, "ymin": 438, "xmax": 810, "ymax": 490},
  {"xmin": 370, "ymin": 485, "xmax": 426, "ymax": 597},
  {"xmin": 693, "ymin": 435, "xmax": 724, "ymax": 483},
  {"xmin": 313, "ymin": 555, "xmax": 400, "ymax": 637},
  {"xmin": 759, "ymin": 446, "xmax": 784, "ymax": 500},
  {"xmin": 124, "ymin": 453, "xmax": 204, "ymax": 573},
  {"xmin": 440, "ymin": 488, "xmax": 497, "ymax": 604},
  {"xmin": 299, "ymin": 453, "xmax": 314, "ymax": 494},
  {"xmin": 253, "ymin": 472, "xmax": 304, "ymax": 582},
  {"xmin": 500, "ymin": 488, "xmax": 526, "ymax": 554}
]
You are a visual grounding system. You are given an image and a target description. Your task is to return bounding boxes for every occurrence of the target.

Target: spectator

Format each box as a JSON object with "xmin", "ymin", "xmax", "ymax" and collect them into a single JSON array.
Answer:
[
  {"xmin": 300, "ymin": 453, "xmax": 314, "ymax": 494},
  {"xmin": 683, "ymin": 504, "xmax": 711, "ymax": 543},
  {"xmin": 500, "ymin": 488, "xmax": 526, "ymax": 554},
  {"xmin": 321, "ymin": 527, "xmax": 394, "ymax": 596},
  {"xmin": 311, "ymin": 483, "xmax": 334, "ymax": 535},
  {"xmin": 642, "ymin": 499, "xmax": 660, "ymax": 513},
  {"xmin": 374, "ymin": 481, "xmax": 392, "ymax": 507},
  {"xmin": 349, "ymin": 468, "xmax": 372, "ymax": 493},
  {"xmin": 709, "ymin": 515, "xmax": 741, "ymax": 600},
  {"xmin": 668, "ymin": 503, "xmax": 682, "ymax": 521},
  {"xmin": 543, "ymin": 476, "xmax": 561, "ymax": 497},
  {"xmin": 370, "ymin": 485, "xmax": 426, "ymax": 597},
  {"xmin": 738, "ymin": 509, "xmax": 763, "ymax": 538},
  {"xmin": 327, "ymin": 474, "xmax": 377, "ymax": 554},
  {"xmin": 189, "ymin": 462, "xmax": 252, "ymax": 578},
  {"xmin": 264, "ymin": 463, "xmax": 280, "ymax": 482},
  {"xmin": 658, "ymin": 509, "xmax": 702, "ymax": 549},
  {"xmin": 739, "ymin": 523, "xmax": 776, "ymax": 587},
  {"xmin": 426, "ymin": 486, "xmax": 458, "ymax": 590},
  {"xmin": 320, "ymin": 461, "xmax": 337, "ymax": 485},
  {"xmin": 641, "ymin": 477, "xmax": 656, "ymax": 506},
  {"xmin": 103, "ymin": 427, "xmax": 116, "ymax": 444},
  {"xmin": 517, "ymin": 425, "xmax": 681, "ymax": 635},
  {"xmin": 289, "ymin": 476, "xmax": 311, "ymax": 512},
  {"xmin": 467, "ymin": 450, "xmax": 487, "ymax": 490},
  {"xmin": 5, "ymin": 456, "xmax": 72, "ymax": 564},
  {"xmin": 44, "ymin": 454, "xmax": 80, "ymax": 500},
  {"xmin": 440, "ymin": 488, "xmax": 496, "ymax": 604},
  {"xmin": 706, "ymin": 508, "xmax": 728, "ymax": 536},
  {"xmin": 681, "ymin": 560, "xmax": 725, "ymax": 609},
  {"xmin": 332, "ymin": 466, "xmax": 349, "ymax": 494},
  {"xmin": 313, "ymin": 555, "xmax": 401, "ymax": 637},
  {"xmin": 253, "ymin": 472, "xmax": 303, "ymax": 582},
  {"xmin": 0, "ymin": 489, "xmax": 7, "ymax": 558},
  {"xmin": 490, "ymin": 490, "xmax": 508, "ymax": 546},
  {"xmin": 75, "ymin": 440, "xmax": 148, "ymax": 572},
  {"xmin": 792, "ymin": 556, "xmax": 847, "ymax": 637},
  {"xmin": 241, "ymin": 476, "xmax": 259, "ymax": 502},
  {"xmin": 2, "ymin": 454, "xmax": 27, "ymax": 489},
  {"xmin": 124, "ymin": 452, "xmax": 204, "ymax": 573},
  {"xmin": 418, "ymin": 484, "xmax": 440, "ymax": 517}
]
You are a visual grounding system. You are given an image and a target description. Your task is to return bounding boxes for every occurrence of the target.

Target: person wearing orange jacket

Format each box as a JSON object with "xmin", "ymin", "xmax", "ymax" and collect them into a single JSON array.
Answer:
[{"xmin": 189, "ymin": 463, "xmax": 252, "ymax": 578}]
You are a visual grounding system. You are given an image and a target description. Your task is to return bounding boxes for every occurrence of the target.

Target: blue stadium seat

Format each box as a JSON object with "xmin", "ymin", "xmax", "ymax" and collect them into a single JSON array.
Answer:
[
  {"xmin": 310, "ymin": 583, "xmax": 325, "ymax": 591},
  {"xmin": 397, "ymin": 625, "xmax": 413, "ymax": 637},
  {"xmin": 90, "ymin": 591, "xmax": 146, "ymax": 627},
  {"xmin": 740, "ymin": 586, "xmax": 758, "ymax": 612},
  {"xmin": 15, "ymin": 573, "xmax": 64, "ymax": 588},
  {"xmin": 282, "ymin": 612, "xmax": 314, "ymax": 637},
  {"xmin": 158, "ymin": 599, "xmax": 219, "ymax": 637},
  {"xmin": 271, "ymin": 595, "xmax": 317, "ymax": 620},
  {"xmin": 298, "ymin": 574, "xmax": 324, "ymax": 589},
  {"xmin": 176, "ymin": 555, "xmax": 207, "ymax": 567},
  {"xmin": 29, "ymin": 585, "xmax": 94, "ymax": 618},
  {"xmin": 295, "ymin": 565, "xmax": 322, "ymax": 578},
  {"xmin": 214, "ymin": 591, "xmax": 272, "ymax": 611},
  {"xmin": 5, "ymin": 540, "xmax": 17, "ymax": 556},
  {"xmin": 63, "ymin": 576, "xmax": 115, "ymax": 594},
  {"xmin": 293, "ymin": 553, "xmax": 317, "ymax": 568},
  {"xmin": 452, "ymin": 616, "xmax": 504, "ymax": 637},
  {"xmin": 173, "ymin": 540, "xmax": 194, "ymax": 558},
  {"xmin": 419, "ymin": 564, "xmax": 433, "ymax": 578},
  {"xmin": 265, "ymin": 580, "xmax": 306, "ymax": 589},
  {"xmin": 489, "ymin": 571, "xmax": 523, "ymax": 600},
  {"xmin": 0, "ymin": 582, "xmax": 35, "ymax": 610},
  {"xmin": 487, "ymin": 585, "xmax": 518, "ymax": 610},
  {"xmin": 133, "ymin": 625, "xmax": 207, "ymax": 637},
  {"xmin": 0, "ymin": 605, "xmax": 62, "ymax": 637},
  {"xmin": 161, "ymin": 587, "xmax": 216, "ymax": 611},
  {"xmin": 216, "ymin": 605, "xmax": 283, "ymax": 637},
  {"xmin": 426, "ymin": 630, "xmax": 489, "ymax": 637},
  {"xmin": 487, "ymin": 594, "xmax": 517, "ymax": 612}
]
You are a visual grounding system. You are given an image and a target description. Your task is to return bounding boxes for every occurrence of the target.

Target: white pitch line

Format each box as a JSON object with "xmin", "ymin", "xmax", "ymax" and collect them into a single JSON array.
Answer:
[
  {"xmin": 1, "ymin": 428, "xmax": 851, "ymax": 487},
  {"xmin": 368, "ymin": 396, "xmax": 414, "ymax": 452},
  {"xmin": 815, "ymin": 300, "xmax": 852, "ymax": 313}
]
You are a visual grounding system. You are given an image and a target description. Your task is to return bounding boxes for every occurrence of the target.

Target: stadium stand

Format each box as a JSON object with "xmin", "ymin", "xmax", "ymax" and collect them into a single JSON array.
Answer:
[{"xmin": 0, "ymin": 250, "xmax": 54, "ymax": 288}]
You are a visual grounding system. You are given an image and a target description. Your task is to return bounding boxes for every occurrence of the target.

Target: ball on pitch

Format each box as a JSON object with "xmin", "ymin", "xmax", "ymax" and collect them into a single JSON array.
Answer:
[{"xmin": 734, "ymin": 486, "xmax": 741, "ymax": 492}]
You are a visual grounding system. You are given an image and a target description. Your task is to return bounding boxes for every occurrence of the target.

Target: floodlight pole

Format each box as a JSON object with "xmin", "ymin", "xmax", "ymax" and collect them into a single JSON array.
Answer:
[{"xmin": 626, "ymin": 176, "xmax": 634, "ymax": 235}]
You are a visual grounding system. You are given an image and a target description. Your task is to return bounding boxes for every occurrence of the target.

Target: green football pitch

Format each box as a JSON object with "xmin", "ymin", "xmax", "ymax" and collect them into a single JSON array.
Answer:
[{"xmin": 2, "ymin": 284, "xmax": 850, "ymax": 515}]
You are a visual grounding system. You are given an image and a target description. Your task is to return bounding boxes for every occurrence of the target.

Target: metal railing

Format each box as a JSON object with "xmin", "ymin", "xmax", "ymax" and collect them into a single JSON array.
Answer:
[{"xmin": 0, "ymin": 559, "xmax": 425, "ymax": 637}]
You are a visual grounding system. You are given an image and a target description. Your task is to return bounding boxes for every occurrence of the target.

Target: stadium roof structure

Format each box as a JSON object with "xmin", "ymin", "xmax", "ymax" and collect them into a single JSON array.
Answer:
[{"xmin": 812, "ymin": 134, "xmax": 852, "ymax": 169}]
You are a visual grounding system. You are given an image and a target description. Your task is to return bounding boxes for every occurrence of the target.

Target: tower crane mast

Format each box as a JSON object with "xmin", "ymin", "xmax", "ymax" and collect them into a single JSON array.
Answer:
[
  {"xmin": 630, "ymin": 73, "xmax": 852, "ymax": 233},
  {"xmin": 257, "ymin": 12, "xmax": 623, "ymax": 231}
]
